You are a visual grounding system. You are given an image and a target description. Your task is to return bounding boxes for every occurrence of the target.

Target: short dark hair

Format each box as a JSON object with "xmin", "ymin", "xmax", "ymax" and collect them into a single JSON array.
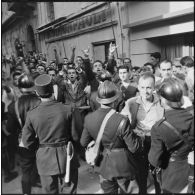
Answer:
[
  {"xmin": 118, "ymin": 65, "xmax": 129, "ymax": 72},
  {"xmin": 67, "ymin": 66, "xmax": 76, "ymax": 72},
  {"xmin": 37, "ymin": 64, "xmax": 46, "ymax": 70},
  {"xmin": 151, "ymin": 52, "xmax": 161, "ymax": 60},
  {"xmin": 93, "ymin": 60, "xmax": 103, "ymax": 67},
  {"xmin": 139, "ymin": 66, "xmax": 152, "ymax": 74},
  {"xmin": 143, "ymin": 62, "xmax": 155, "ymax": 73},
  {"xmin": 47, "ymin": 68, "xmax": 57, "ymax": 74},
  {"xmin": 132, "ymin": 66, "xmax": 140, "ymax": 71},
  {"xmin": 77, "ymin": 56, "xmax": 83, "ymax": 61},
  {"xmin": 180, "ymin": 56, "xmax": 194, "ymax": 68}
]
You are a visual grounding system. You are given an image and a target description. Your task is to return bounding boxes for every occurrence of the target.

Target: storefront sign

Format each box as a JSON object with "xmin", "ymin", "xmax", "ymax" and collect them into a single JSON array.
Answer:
[{"xmin": 45, "ymin": 8, "xmax": 112, "ymax": 41}]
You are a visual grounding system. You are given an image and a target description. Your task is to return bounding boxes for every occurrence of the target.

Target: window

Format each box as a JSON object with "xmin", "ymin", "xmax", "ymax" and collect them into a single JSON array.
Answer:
[
  {"xmin": 93, "ymin": 40, "xmax": 116, "ymax": 63},
  {"xmin": 47, "ymin": 2, "xmax": 55, "ymax": 22},
  {"xmin": 160, "ymin": 33, "xmax": 194, "ymax": 61}
]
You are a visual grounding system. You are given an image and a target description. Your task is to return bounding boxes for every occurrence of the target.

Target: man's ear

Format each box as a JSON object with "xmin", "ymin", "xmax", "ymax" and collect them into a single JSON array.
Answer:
[{"xmin": 137, "ymin": 84, "xmax": 140, "ymax": 92}]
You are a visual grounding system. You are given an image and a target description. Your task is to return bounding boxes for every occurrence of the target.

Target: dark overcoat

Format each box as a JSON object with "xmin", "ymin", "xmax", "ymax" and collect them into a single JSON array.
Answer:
[
  {"xmin": 148, "ymin": 107, "xmax": 194, "ymax": 193},
  {"xmin": 22, "ymin": 100, "xmax": 79, "ymax": 176},
  {"xmin": 80, "ymin": 107, "xmax": 142, "ymax": 180}
]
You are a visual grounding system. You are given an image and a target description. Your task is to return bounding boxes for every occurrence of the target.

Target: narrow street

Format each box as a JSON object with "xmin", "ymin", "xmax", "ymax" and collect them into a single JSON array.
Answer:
[
  {"xmin": 1, "ymin": 159, "xmax": 102, "ymax": 194},
  {"xmin": 1, "ymin": 158, "xmax": 156, "ymax": 194}
]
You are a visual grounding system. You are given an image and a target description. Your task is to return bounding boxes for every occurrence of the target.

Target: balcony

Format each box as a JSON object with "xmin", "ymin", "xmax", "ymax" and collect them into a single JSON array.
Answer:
[{"xmin": 7, "ymin": 2, "xmax": 35, "ymax": 14}]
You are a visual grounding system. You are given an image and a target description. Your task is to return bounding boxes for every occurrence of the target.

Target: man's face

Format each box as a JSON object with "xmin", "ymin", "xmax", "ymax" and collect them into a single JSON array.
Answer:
[
  {"xmin": 76, "ymin": 57, "xmax": 83, "ymax": 68},
  {"xmin": 93, "ymin": 62, "xmax": 103, "ymax": 75},
  {"xmin": 48, "ymin": 70, "xmax": 56, "ymax": 81},
  {"xmin": 64, "ymin": 58, "xmax": 69, "ymax": 64},
  {"xmin": 37, "ymin": 66, "xmax": 45, "ymax": 74},
  {"xmin": 138, "ymin": 77, "xmax": 155, "ymax": 101},
  {"xmin": 160, "ymin": 62, "xmax": 172, "ymax": 79},
  {"xmin": 50, "ymin": 62, "xmax": 56, "ymax": 69},
  {"xmin": 119, "ymin": 68, "xmax": 129, "ymax": 82},
  {"xmin": 172, "ymin": 65, "xmax": 177, "ymax": 75},
  {"xmin": 13, "ymin": 75, "xmax": 21, "ymax": 86},
  {"xmin": 29, "ymin": 62, "xmax": 34, "ymax": 69},
  {"xmin": 175, "ymin": 65, "xmax": 183, "ymax": 74},
  {"xmin": 150, "ymin": 56, "xmax": 159, "ymax": 67},
  {"xmin": 124, "ymin": 59, "xmax": 131, "ymax": 67},
  {"xmin": 31, "ymin": 68, "xmax": 36, "ymax": 73},
  {"xmin": 68, "ymin": 69, "xmax": 77, "ymax": 82}
]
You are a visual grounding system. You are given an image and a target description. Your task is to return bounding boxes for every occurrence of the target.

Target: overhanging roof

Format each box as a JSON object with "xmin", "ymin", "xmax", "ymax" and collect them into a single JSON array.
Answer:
[{"xmin": 123, "ymin": 7, "xmax": 194, "ymax": 29}]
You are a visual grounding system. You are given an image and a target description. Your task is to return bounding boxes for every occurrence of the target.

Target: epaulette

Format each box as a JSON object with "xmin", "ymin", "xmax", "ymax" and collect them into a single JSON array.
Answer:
[{"xmin": 155, "ymin": 116, "xmax": 166, "ymax": 127}]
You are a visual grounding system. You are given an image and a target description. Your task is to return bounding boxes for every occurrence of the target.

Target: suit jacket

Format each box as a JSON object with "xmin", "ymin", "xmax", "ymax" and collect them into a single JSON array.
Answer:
[
  {"xmin": 148, "ymin": 107, "xmax": 194, "ymax": 193},
  {"xmin": 80, "ymin": 107, "xmax": 142, "ymax": 180},
  {"xmin": 22, "ymin": 100, "xmax": 79, "ymax": 176}
]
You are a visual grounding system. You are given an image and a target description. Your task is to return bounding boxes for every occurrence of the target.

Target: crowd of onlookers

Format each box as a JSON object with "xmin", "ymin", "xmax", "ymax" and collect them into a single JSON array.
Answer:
[{"xmin": 2, "ymin": 42, "xmax": 194, "ymax": 193}]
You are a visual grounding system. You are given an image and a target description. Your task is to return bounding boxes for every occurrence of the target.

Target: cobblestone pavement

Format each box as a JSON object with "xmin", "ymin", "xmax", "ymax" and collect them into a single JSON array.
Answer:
[{"xmin": 1, "ymin": 159, "xmax": 155, "ymax": 194}]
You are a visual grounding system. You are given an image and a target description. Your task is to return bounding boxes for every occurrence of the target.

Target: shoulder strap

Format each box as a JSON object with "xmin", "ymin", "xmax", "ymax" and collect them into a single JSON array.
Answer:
[
  {"xmin": 129, "ymin": 101, "xmax": 139, "ymax": 129},
  {"xmin": 162, "ymin": 120, "xmax": 193, "ymax": 150},
  {"xmin": 15, "ymin": 100, "xmax": 22, "ymax": 128},
  {"xmin": 94, "ymin": 109, "xmax": 116, "ymax": 151},
  {"xmin": 108, "ymin": 117, "xmax": 126, "ymax": 150}
]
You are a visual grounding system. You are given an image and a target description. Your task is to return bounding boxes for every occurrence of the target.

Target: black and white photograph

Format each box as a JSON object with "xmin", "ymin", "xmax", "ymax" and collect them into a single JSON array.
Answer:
[{"xmin": 1, "ymin": 1, "xmax": 194, "ymax": 194}]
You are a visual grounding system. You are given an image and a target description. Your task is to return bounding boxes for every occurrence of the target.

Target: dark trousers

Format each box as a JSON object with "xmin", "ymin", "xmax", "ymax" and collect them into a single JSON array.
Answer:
[
  {"xmin": 99, "ymin": 175, "xmax": 138, "ymax": 194},
  {"xmin": 7, "ymin": 134, "xmax": 18, "ymax": 170},
  {"xmin": 135, "ymin": 136, "xmax": 161, "ymax": 194},
  {"xmin": 18, "ymin": 147, "xmax": 39, "ymax": 194},
  {"xmin": 40, "ymin": 168, "xmax": 78, "ymax": 194}
]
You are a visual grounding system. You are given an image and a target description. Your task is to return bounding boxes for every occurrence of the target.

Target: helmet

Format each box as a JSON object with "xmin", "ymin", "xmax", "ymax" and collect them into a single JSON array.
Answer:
[
  {"xmin": 18, "ymin": 74, "xmax": 35, "ymax": 92},
  {"xmin": 158, "ymin": 78, "xmax": 183, "ymax": 102},
  {"xmin": 96, "ymin": 80, "xmax": 120, "ymax": 104}
]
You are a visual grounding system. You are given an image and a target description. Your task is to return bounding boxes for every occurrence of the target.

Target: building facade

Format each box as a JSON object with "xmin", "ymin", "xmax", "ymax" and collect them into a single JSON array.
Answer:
[
  {"xmin": 2, "ymin": 2, "xmax": 194, "ymax": 66},
  {"xmin": 2, "ymin": 2, "xmax": 39, "ymax": 58}
]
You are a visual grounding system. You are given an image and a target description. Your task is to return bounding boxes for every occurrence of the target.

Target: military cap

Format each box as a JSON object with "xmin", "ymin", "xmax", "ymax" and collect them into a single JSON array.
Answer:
[{"xmin": 35, "ymin": 74, "xmax": 53, "ymax": 97}]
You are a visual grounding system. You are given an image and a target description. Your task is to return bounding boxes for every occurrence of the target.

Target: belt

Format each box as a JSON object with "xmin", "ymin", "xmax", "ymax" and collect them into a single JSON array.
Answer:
[
  {"xmin": 103, "ymin": 148, "xmax": 127, "ymax": 155},
  {"xmin": 39, "ymin": 140, "xmax": 68, "ymax": 148}
]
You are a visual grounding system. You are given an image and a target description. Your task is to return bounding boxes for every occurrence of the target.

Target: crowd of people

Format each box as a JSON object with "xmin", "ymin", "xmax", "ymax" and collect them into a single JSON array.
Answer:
[{"xmin": 2, "ymin": 42, "xmax": 194, "ymax": 194}]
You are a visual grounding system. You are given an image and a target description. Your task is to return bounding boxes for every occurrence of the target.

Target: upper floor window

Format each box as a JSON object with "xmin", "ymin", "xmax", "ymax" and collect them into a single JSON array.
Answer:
[{"xmin": 47, "ymin": 2, "xmax": 55, "ymax": 22}]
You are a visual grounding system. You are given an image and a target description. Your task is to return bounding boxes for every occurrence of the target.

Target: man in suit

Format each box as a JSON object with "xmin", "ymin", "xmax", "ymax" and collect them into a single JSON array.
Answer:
[
  {"xmin": 21, "ymin": 74, "xmax": 79, "ymax": 194},
  {"xmin": 80, "ymin": 80, "xmax": 142, "ymax": 193},
  {"xmin": 149, "ymin": 78, "xmax": 194, "ymax": 193}
]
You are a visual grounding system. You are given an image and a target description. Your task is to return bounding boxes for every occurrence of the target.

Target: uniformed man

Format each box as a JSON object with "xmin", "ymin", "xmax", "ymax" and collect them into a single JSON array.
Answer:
[
  {"xmin": 6, "ymin": 74, "xmax": 41, "ymax": 194},
  {"xmin": 148, "ymin": 77, "xmax": 194, "ymax": 193},
  {"xmin": 21, "ymin": 74, "xmax": 79, "ymax": 194},
  {"xmin": 80, "ymin": 80, "xmax": 142, "ymax": 193}
]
